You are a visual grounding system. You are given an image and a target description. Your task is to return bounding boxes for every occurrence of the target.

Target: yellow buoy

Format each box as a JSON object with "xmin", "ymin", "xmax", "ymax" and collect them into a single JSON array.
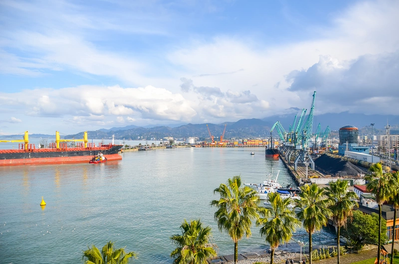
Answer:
[{"xmin": 40, "ymin": 196, "xmax": 46, "ymax": 206}]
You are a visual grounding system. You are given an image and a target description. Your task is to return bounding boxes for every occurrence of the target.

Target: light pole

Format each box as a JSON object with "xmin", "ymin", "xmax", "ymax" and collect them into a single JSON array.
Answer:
[
  {"xmin": 371, "ymin": 123, "xmax": 374, "ymax": 163},
  {"xmin": 297, "ymin": 240, "xmax": 305, "ymax": 262}
]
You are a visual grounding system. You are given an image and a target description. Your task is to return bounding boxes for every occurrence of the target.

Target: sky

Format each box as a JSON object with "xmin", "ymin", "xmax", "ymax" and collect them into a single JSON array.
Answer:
[{"xmin": 0, "ymin": 0, "xmax": 398, "ymax": 135}]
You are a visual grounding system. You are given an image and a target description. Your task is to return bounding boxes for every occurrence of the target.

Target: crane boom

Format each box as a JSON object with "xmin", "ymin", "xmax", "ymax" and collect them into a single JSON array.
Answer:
[
  {"xmin": 295, "ymin": 109, "xmax": 307, "ymax": 133},
  {"xmin": 270, "ymin": 121, "xmax": 285, "ymax": 141},
  {"xmin": 0, "ymin": 131, "xmax": 29, "ymax": 150},
  {"xmin": 289, "ymin": 114, "xmax": 298, "ymax": 133},
  {"xmin": 56, "ymin": 131, "xmax": 88, "ymax": 148},
  {"xmin": 301, "ymin": 91, "xmax": 316, "ymax": 145},
  {"xmin": 220, "ymin": 124, "xmax": 227, "ymax": 142},
  {"xmin": 206, "ymin": 124, "xmax": 214, "ymax": 144}
]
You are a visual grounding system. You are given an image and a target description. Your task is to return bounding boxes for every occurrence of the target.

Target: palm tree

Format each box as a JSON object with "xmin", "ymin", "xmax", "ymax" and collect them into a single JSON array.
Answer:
[
  {"xmin": 210, "ymin": 176, "xmax": 259, "ymax": 264},
  {"xmin": 82, "ymin": 241, "xmax": 136, "ymax": 264},
  {"xmin": 389, "ymin": 171, "xmax": 399, "ymax": 264},
  {"xmin": 257, "ymin": 192, "xmax": 299, "ymax": 264},
  {"xmin": 295, "ymin": 184, "xmax": 332, "ymax": 264},
  {"xmin": 325, "ymin": 179, "xmax": 358, "ymax": 264},
  {"xmin": 366, "ymin": 163, "xmax": 394, "ymax": 264},
  {"xmin": 170, "ymin": 219, "xmax": 217, "ymax": 264}
]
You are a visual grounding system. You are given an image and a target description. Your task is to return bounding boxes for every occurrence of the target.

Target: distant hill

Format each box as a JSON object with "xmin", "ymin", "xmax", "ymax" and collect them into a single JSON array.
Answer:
[
  {"xmin": 64, "ymin": 113, "xmax": 399, "ymax": 140},
  {"xmin": 0, "ymin": 134, "xmax": 52, "ymax": 139},
  {"xmin": 1, "ymin": 113, "xmax": 397, "ymax": 141},
  {"xmin": 65, "ymin": 118, "xmax": 271, "ymax": 140}
]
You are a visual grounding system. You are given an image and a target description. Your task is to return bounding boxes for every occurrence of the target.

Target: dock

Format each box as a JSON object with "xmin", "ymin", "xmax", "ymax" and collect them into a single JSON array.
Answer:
[{"xmin": 279, "ymin": 155, "xmax": 324, "ymax": 186}]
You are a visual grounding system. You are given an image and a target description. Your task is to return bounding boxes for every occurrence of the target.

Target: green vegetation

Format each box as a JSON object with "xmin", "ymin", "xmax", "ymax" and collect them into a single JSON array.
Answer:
[
  {"xmin": 342, "ymin": 211, "xmax": 387, "ymax": 251},
  {"xmin": 389, "ymin": 171, "xmax": 399, "ymax": 264},
  {"xmin": 170, "ymin": 219, "xmax": 217, "ymax": 264},
  {"xmin": 366, "ymin": 163, "xmax": 395, "ymax": 263},
  {"xmin": 295, "ymin": 184, "xmax": 332, "ymax": 264},
  {"xmin": 352, "ymin": 255, "xmax": 399, "ymax": 264},
  {"xmin": 325, "ymin": 179, "xmax": 358, "ymax": 264},
  {"xmin": 210, "ymin": 176, "xmax": 259, "ymax": 264},
  {"xmin": 82, "ymin": 241, "xmax": 136, "ymax": 264},
  {"xmin": 257, "ymin": 192, "xmax": 299, "ymax": 264}
]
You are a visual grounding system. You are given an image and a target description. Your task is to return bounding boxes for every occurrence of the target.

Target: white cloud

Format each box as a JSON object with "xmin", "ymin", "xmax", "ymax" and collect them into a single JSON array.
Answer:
[
  {"xmin": 10, "ymin": 117, "xmax": 22, "ymax": 123},
  {"xmin": 167, "ymin": 0, "xmax": 399, "ymax": 115},
  {"xmin": 286, "ymin": 52, "xmax": 399, "ymax": 115}
]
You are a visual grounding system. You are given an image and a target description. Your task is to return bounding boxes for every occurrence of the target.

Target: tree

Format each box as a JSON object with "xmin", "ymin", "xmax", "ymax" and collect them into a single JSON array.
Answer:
[
  {"xmin": 341, "ymin": 210, "xmax": 387, "ymax": 250},
  {"xmin": 170, "ymin": 219, "xmax": 217, "ymax": 264},
  {"xmin": 295, "ymin": 184, "xmax": 332, "ymax": 264},
  {"xmin": 389, "ymin": 171, "xmax": 399, "ymax": 264},
  {"xmin": 210, "ymin": 176, "xmax": 259, "ymax": 264},
  {"xmin": 256, "ymin": 193, "xmax": 299, "ymax": 264},
  {"xmin": 325, "ymin": 179, "xmax": 358, "ymax": 264},
  {"xmin": 82, "ymin": 241, "xmax": 136, "ymax": 264},
  {"xmin": 366, "ymin": 163, "xmax": 394, "ymax": 264}
]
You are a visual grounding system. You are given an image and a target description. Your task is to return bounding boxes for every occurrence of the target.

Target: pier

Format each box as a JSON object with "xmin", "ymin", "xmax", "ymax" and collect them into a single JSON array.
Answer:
[{"xmin": 279, "ymin": 155, "xmax": 324, "ymax": 186}]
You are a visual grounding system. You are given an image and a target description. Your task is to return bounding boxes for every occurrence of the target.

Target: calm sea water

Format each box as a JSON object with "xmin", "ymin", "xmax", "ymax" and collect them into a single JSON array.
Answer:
[{"xmin": 0, "ymin": 147, "xmax": 333, "ymax": 264}]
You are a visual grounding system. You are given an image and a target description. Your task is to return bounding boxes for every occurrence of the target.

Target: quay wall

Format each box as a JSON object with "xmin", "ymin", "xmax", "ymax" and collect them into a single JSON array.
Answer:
[{"xmin": 279, "ymin": 155, "xmax": 301, "ymax": 186}]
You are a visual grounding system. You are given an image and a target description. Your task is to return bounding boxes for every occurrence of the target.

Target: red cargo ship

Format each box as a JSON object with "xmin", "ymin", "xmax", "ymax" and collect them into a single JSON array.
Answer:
[
  {"xmin": 265, "ymin": 147, "xmax": 279, "ymax": 159},
  {"xmin": 265, "ymin": 131, "xmax": 279, "ymax": 159},
  {"xmin": 0, "ymin": 131, "xmax": 122, "ymax": 166}
]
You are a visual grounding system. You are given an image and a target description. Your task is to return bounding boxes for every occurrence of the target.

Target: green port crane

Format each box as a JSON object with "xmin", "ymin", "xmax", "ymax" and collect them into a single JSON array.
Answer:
[
  {"xmin": 301, "ymin": 91, "xmax": 316, "ymax": 148},
  {"xmin": 270, "ymin": 121, "xmax": 285, "ymax": 141}
]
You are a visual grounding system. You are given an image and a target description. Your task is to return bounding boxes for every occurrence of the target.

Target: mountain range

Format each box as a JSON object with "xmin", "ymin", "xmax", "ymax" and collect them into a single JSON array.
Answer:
[
  {"xmin": 1, "ymin": 113, "xmax": 397, "ymax": 140},
  {"xmin": 64, "ymin": 112, "xmax": 399, "ymax": 140}
]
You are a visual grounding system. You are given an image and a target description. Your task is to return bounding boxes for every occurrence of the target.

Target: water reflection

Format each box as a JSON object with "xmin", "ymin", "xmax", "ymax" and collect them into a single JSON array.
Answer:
[
  {"xmin": 54, "ymin": 168, "xmax": 60, "ymax": 189},
  {"xmin": 23, "ymin": 169, "xmax": 29, "ymax": 194}
]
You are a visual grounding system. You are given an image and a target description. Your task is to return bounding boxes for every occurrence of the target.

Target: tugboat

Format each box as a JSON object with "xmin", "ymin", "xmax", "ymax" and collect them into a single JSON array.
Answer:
[{"xmin": 89, "ymin": 152, "xmax": 107, "ymax": 164}]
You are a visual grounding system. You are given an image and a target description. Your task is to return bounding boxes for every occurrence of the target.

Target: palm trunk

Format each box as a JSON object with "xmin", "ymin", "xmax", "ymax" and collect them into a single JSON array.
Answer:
[
  {"xmin": 391, "ymin": 207, "xmax": 397, "ymax": 264},
  {"xmin": 337, "ymin": 225, "xmax": 341, "ymax": 264},
  {"xmin": 309, "ymin": 231, "xmax": 312, "ymax": 264},
  {"xmin": 270, "ymin": 248, "xmax": 275, "ymax": 264},
  {"xmin": 377, "ymin": 204, "xmax": 382, "ymax": 264},
  {"xmin": 234, "ymin": 241, "xmax": 238, "ymax": 264}
]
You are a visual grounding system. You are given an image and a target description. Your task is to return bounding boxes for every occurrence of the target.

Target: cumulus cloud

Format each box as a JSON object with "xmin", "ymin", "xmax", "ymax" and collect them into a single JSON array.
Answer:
[
  {"xmin": 178, "ymin": 78, "xmax": 270, "ymax": 120},
  {"xmin": 286, "ymin": 52, "xmax": 399, "ymax": 114},
  {"xmin": 10, "ymin": 117, "xmax": 22, "ymax": 123},
  {"xmin": 0, "ymin": 85, "xmax": 197, "ymax": 122}
]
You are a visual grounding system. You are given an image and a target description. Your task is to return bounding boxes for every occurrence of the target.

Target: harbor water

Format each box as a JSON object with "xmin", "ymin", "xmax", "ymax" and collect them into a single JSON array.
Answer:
[{"xmin": 0, "ymin": 147, "xmax": 334, "ymax": 264}]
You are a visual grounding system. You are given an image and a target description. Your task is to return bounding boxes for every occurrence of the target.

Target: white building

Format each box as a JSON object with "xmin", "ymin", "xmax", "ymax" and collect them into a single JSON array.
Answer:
[{"xmin": 345, "ymin": 151, "xmax": 380, "ymax": 163}]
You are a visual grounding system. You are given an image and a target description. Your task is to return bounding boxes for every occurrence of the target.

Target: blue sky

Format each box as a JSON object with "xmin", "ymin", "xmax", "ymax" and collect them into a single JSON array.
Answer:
[{"xmin": 0, "ymin": 0, "xmax": 398, "ymax": 135}]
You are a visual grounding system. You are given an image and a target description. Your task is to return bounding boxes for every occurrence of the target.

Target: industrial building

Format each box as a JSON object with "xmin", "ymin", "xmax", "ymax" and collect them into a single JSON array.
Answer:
[
  {"xmin": 379, "ymin": 129, "xmax": 399, "ymax": 150},
  {"xmin": 345, "ymin": 150, "xmax": 380, "ymax": 163},
  {"xmin": 338, "ymin": 126, "xmax": 369, "ymax": 155}
]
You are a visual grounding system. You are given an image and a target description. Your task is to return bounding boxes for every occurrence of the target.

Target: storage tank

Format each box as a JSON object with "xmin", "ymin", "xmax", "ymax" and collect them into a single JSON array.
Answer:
[{"xmin": 339, "ymin": 126, "xmax": 358, "ymax": 145}]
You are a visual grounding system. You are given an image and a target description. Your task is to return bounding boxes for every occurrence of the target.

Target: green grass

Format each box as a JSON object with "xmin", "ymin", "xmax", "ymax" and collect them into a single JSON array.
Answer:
[{"xmin": 352, "ymin": 255, "xmax": 399, "ymax": 264}]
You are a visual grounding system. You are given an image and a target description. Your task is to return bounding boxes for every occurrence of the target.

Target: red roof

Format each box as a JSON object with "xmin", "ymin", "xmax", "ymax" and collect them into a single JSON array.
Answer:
[{"xmin": 354, "ymin": 185, "xmax": 370, "ymax": 193}]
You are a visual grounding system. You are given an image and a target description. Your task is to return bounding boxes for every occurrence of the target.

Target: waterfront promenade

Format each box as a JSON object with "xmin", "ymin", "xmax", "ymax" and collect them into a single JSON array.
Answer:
[{"xmin": 213, "ymin": 243, "xmax": 399, "ymax": 263}]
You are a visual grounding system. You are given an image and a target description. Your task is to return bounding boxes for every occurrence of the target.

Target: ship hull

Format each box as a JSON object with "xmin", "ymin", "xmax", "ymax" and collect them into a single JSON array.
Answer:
[
  {"xmin": 265, "ymin": 148, "xmax": 279, "ymax": 159},
  {"xmin": 0, "ymin": 145, "xmax": 122, "ymax": 166}
]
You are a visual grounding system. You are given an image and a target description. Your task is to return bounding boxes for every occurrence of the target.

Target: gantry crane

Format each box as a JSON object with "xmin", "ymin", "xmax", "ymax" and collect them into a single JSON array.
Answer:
[{"xmin": 206, "ymin": 124, "xmax": 215, "ymax": 145}]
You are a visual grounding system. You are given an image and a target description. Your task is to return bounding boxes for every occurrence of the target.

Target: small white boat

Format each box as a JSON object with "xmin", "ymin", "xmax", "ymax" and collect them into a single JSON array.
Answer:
[
  {"xmin": 250, "ymin": 152, "xmax": 255, "ymax": 155},
  {"xmin": 264, "ymin": 191, "xmax": 300, "ymax": 208},
  {"xmin": 245, "ymin": 170, "xmax": 282, "ymax": 200}
]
